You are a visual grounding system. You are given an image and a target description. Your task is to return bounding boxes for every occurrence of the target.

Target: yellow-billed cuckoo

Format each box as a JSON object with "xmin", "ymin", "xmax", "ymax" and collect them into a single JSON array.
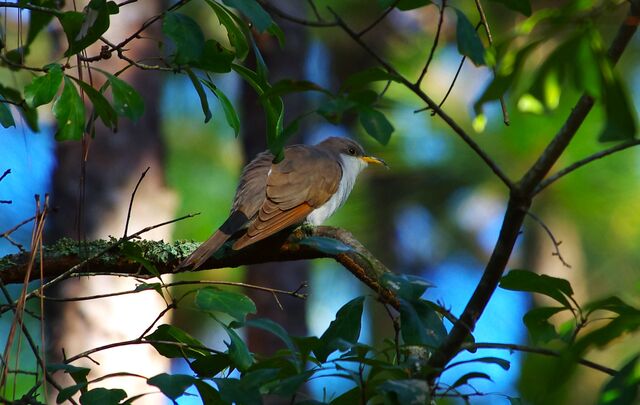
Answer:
[{"xmin": 180, "ymin": 137, "xmax": 386, "ymax": 270}]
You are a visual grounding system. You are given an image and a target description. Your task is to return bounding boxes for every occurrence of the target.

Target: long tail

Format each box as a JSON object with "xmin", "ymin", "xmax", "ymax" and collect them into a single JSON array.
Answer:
[{"xmin": 179, "ymin": 211, "xmax": 248, "ymax": 270}]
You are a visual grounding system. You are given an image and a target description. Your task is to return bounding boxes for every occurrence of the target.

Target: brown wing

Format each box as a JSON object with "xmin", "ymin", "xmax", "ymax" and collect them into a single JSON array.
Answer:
[{"xmin": 232, "ymin": 145, "xmax": 342, "ymax": 250}]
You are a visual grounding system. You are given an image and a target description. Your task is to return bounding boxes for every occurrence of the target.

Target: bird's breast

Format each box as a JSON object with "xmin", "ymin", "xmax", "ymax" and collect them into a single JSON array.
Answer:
[{"xmin": 306, "ymin": 155, "xmax": 366, "ymax": 225}]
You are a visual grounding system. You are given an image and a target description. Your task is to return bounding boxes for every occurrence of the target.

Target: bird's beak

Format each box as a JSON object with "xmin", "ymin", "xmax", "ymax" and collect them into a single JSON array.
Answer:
[{"xmin": 361, "ymin": 155, "xmax": 388, "ymax": 168}]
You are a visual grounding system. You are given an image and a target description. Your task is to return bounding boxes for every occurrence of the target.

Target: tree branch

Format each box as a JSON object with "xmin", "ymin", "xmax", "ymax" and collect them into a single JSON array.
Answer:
[
  {"xmin": 0, "ymin": 226, "xmax": 400, "ymax": 310},
  {"xmin": 427, "ymin": 2, "xmax": 640, "ymax": 375}
]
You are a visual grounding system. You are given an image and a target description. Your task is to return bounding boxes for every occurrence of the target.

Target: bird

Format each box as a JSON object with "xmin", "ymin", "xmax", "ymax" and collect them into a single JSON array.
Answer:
[{"xmin": 180, "ymin": 136, "xmax": 387, "ymax": 270}]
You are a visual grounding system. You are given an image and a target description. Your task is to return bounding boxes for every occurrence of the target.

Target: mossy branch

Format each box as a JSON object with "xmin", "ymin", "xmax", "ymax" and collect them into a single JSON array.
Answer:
[{"xmin": 0, "ymin": 226, "xmax": 400, "ymax": 309}]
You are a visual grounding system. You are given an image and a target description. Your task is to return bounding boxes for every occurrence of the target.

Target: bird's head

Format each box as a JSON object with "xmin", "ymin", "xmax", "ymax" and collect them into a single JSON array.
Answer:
[{"xmin": 318, "ymin": 137, "xmax": 388, "ymax": 169}]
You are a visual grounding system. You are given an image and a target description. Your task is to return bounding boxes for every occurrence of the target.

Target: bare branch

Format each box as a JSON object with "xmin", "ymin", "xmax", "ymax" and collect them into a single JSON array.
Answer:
[
  {"xmin": 526, "ymin": 212, "xmax": 571, "ymax": 268},
  {"xmin": 416, "ymin": 0, "xmax": 446, "ymax": 85},
  {"xmin": 536, "ymin": 139, "xmax": 640, "ymax": 194},
  {"xmin": 124, "ymin": 167, "xmax": 150, "ymax": 238}
]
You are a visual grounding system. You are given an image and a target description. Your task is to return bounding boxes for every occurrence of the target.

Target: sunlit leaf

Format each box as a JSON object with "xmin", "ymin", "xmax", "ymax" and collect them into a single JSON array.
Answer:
[
  {"xmin": 206, "ymin": 0, "xmax": 249, "ymax": 60},
  {"xmin": 359, "ymin": 106, "xmax": 394, "ymax": 145},
  {"xmin": 598, "ymin": 355, "xmax": 640, "ymax": 405},
  {"xmin": 24, "ymin": 64, "xmax": 63, "ymax": 108},
  {"xmin": 52, "ymin": 77, "xmax": 85, "ymax": 141},
  {"xmin": 147, "ymin": 373, "xmax": 195, "ymax": 400},
  {"xmin": 194, "ymin": 287, "xmax": 256, "ymax": 322},
  {"xmin": 454, "ymin": 8, "xmax": 485, "ymax": 66},
  {"xmin": 162, "ymin": 12, "xmax": 205, "ymax": 65},
  {"xmin": 59, "ymin": 0, "xmax": 114, "ymax": 57}
]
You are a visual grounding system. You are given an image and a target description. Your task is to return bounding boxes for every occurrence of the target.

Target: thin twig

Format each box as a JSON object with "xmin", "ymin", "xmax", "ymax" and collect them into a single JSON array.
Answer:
[
  {"xmin": 469, "ymin": 342, "xmax": 616, "ymax": 376},
  {"xmin": 536, "ymin": 139, "xmax": 640, "ymax": 194},
  {"xmin": 357, "ymin": 0, "xmax": 399, "ymax": 37},
  {"xmin": 473, "ymin": 0, "xmax": 509, "ymax": 125},
  {"xmin": 325, "ymin": 7, "xmax": 514, "ymax": 189},
  {"xmin": 124, "ymin": 167, "xmax": 150, "ymax": 238},
  {"xmin": 0, "ymin": 169, "xmax": 10, "ymax": 183},
  {"xmin": 416, "ymin": 0, "xmax": 446, "ymax": 85},
  {"xmin": 526, "ymin": 212, "xmax": 571, "ymax": 268}
]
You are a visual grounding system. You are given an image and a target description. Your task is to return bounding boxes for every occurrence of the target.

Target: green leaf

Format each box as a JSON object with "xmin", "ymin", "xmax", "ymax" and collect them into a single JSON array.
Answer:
[
  {"xmin": 341, "ymin": 67, "xmax": 398, "ymax": 91},
  {"xmin": 223, "ymin": 324, "xmax": 254, "ymax": 371},
  {"xmin": 202, "ymin": 79, "xmax": 240, "ymax": 136},
  {"xmin": 24, "ymin": 64, "xmax": 63, "ymax": 108},
  {"xmin": 523, "ymin": 306, "xmax": 566, "ymax": 344},
  {"xmin": 190, "ymin": 353, "xmax": 232, "ymax": 378},
  {"xmin": 317, "ymin": 96, "xmax": 358, "ymax": 124},
  {"xmin": 222, "ymin": 0, "xmax": 274, "ymax": 32},
  {"xmin": 79, "ymin": 388, "xmax": 127, "ymax": 405},
  {"xmin": 500, "ymin": 270, "xmax": 574, "ymax": 308},
  {"xmin": 57, "ymin": 382, "xmax": 88, "ymax": 403},
  {"xmin": 382, "ymin": 273, "xmax": 432, "ymax": 301},
  {"xmin": 192, "ymin": 40, "xmax": 235, "ymax": 73},
  {"xmin": 598, "ymin": 355, "xmax": 640, "ymax": 405},
  {"xmin": 298, "ymin": 236, "xmax": 353, "ymax": 255},
  {"xmin": 232, "ymin": 63, "xmax": 285, "ymax": 159},
  {"xmin": 0, "ymin": 103, "xmax": 15, "ymax": 128},
  {"xmin": 244, "ymin": 318, "xmax": 298, "ymax": 359},
  {"xmin": 73, "ymin": 78, "xmax": 118, "ymax": 130},
  {"xmin": 144, "ymin": 324, "xmax": 209, "ymax": 359},
  {"xmin": 599, "ymin": 73, "xmax": 637, "ymax": 142},
  {"xmin": 185, "ymin": 69, "xmax": 212, "ymax": 123},
  {"xmin": 147, "ymin": 373, "xmax": 195, "ymax": 400},
  {"xmin": 263, "ymin": 79, "xmax": 330, "ymax": 98},
  {"xmin": 358, "ymin": 106, "xmax": 393, "ymax": 145},
  {"xmin": 206, "ymin": 0, "xmax": 249, "ymax": 60},
  {"xmin": 106, "ymin": 74, "xmax": 144, "ymax": 121},
  {"xmin": 52, "ymin": 77, "xmax": 86, "ymax": 141},
  {"xmin": 47, "ymin": 363, "xmax": 91, "ymax": 384},
  {"xmin": 378, "ymin": 0, "xmax": 432, "ymax": 10},
  {"xmin": 195, "ymin": 287, "xmax": 256, "ymax": 322},
  {"xmin": 378, "ymin": 379, "xmax": 430, "ymax": 405},
  {"xmin": 399, "ymin": 298, "xmax": 447, "ymax": 347},
  {"xmin": 448, "ymin": 356, "xmax": 511, "ymax": 371},
  {"xmin": 214, "ymin": 378, "xmax": 261, "ymax": 405},
  {"xmin": 585, "ymin": 296, "xmax": 640, "ymax": 317},
  {"xmin": 120, "ymin": 241, "xmax": 159, "ymax": 277},
  {"xmin": 58, "ymin": 1, "xmax": 112, "ymax": 57},
  {"xmin": 193, "ymin": 380, "xmax": 223, "ymax": 404},
  {"xmin": 314, "ymin": 296, "xmax": 365, "ymax": 362},
  {"xmin": 27, "ymin": 0, "xmax": 59, "ymax": 46},
  {"xmin": 489, "ymin": 0, "xmax": 532, "ymax": 16},
  {"xmin": 162, "ymin": 12, "xmax": 205, "ymax": 65},
  {"xmin": 450, "ymin": 371, "xmax": 493, "ymax": 389},
  {"xmin": 454, "ymin": 8, "xmax": 485, "ymax": 66}
]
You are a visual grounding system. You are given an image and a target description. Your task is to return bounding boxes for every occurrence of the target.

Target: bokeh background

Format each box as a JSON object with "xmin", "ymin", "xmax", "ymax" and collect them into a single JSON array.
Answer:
[{"xmin": 1, "ymin": 0, "xmax": 639, "ymax": 403}]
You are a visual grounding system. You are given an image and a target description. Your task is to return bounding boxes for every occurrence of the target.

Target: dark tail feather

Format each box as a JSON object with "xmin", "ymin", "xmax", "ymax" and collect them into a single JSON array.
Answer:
[
  {"xmin": 180, "ymin": 230, "xmax": 231, "ymax": 270},
  {"xmin": 179, "ymin": 211, "xmax": 249, "ymax": 270}
]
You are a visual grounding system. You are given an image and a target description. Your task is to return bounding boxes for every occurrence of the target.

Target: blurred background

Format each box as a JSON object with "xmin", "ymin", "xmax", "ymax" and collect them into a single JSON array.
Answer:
[{"xmin": 1, "ymin": 0, "xmax": 639, "ymax": 403}]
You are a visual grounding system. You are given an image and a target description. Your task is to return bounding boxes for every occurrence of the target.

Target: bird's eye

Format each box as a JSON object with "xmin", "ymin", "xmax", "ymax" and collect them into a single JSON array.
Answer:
[{"xmin": 348, "ymin": 147, "xmax": 356, "ymax": 155}]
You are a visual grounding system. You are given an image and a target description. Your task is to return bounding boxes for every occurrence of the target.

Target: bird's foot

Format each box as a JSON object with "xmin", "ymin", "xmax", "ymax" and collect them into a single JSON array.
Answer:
[{"xmin": 299, "ymin": 222, "xmax": 316, "ymax": 238}]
